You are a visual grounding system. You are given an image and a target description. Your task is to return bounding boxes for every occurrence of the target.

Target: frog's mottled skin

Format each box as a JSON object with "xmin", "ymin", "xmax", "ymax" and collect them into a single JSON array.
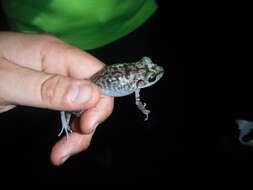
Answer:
[{"xmin": 59, "ymin": 57, "xmax": 164, "ymax": 138}]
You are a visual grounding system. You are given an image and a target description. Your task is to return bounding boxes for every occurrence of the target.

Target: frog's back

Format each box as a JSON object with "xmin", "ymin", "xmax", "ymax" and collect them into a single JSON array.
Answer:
[
  {"xmin": 91, "ymin": 62, "xmax": 139, "ymax": 97},
  {"xmin": 90, "ymin": 57, "xmax": 164, "ymax": 97}
]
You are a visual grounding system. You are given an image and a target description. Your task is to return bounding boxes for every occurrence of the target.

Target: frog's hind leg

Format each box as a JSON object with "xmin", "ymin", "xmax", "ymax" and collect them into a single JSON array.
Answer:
[{"xmin": 59, "ymin": 111, "xmax": 73, "ymax": 138}]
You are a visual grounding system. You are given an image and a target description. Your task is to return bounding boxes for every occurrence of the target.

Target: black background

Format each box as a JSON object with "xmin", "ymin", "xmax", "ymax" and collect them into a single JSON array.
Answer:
[{"xmin": 0, "ymin": 1, "xmax": 183, "ymax": 184}]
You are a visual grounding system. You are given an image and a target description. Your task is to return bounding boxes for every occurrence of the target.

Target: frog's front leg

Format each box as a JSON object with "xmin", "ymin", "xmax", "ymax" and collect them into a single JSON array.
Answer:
[{"xmin": 135, "ymin": 89, "xmax": 151, "ymax": 121}]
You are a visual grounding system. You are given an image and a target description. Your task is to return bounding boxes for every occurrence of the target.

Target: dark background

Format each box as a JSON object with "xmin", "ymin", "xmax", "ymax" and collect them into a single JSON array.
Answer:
[{"xmin": 0, "ymin": 1, "xmax": 183, "ymax": 184}]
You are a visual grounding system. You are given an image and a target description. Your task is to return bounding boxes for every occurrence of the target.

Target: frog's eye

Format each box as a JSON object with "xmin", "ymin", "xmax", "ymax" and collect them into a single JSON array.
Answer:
[
  {"xmin": 137, "ymin": 80, "xmax": 145, "ymax": 87},
  {"xmin": 141, "ymin": 56, "xmax": 152, "ymax": 64},
  {"xmin": 148, "ymin": 76, "xmax": 156, "ymax": 83}
]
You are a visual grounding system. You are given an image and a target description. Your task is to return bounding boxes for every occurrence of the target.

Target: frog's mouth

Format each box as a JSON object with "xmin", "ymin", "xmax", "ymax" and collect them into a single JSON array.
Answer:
[
  {"xmin": 156, "ymin": 72, "xmax": 164, "ymax": 82},
  {"xmin": 156, "ymin": 66, "xmax": 164, "ymax": 80},
  {"xmin": 144, "ymin": 69, "xmax": 164, "ymax": 88}
]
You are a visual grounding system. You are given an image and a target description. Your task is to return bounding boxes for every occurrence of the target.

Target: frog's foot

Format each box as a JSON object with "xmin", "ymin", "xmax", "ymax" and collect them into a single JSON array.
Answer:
[
  {"xmin": 59, "ymin": 111, "xmax": 73, "ymax": 139},
  {"xmin": 135, "ymin": 100, "xmax": 151, "ymax": 121}
]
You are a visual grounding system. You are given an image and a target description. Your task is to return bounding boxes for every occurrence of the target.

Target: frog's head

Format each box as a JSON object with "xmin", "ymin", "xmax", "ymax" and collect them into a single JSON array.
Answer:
[{"xmin": 136, "ymin": 56, "xmax": 164, "ymax": 89}]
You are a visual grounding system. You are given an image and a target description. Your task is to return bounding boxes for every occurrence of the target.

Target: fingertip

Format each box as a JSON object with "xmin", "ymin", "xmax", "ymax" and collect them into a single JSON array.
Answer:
[
  {"xmin": 82, "ymin": 82, "xmax": 100, "ymax": 108},
  {"xmin": 50, "ymin": 136, "xmax": 74, "ymax": 166},
  {"xmin": 50, "ymin": 142, "xmax": 64, "ymax": 166},
  {"xmin": 50, "ymin": 132, "xmax": 94, "ymax": 166},
  {"xmin": 61, "ymin": 80, "xmax": 100, "ymax": 111}
]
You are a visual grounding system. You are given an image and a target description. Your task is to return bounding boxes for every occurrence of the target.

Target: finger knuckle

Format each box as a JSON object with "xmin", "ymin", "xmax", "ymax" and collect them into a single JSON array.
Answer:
[{"xmin": 41, "ymin": 75, "xmax": 62, "ymax": 106}]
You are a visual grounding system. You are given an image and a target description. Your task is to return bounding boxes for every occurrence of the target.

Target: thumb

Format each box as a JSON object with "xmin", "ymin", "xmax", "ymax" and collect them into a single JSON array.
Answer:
[{"xmin": 0, "ymin": 58, "xmax": 100, "ymax": 111}]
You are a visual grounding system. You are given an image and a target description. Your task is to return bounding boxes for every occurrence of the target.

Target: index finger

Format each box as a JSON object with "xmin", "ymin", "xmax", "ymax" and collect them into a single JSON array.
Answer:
[
  {"xmin": 0, "ymin": 32, "xmax": 105, "ymax": 79},
  {"xmin": 40, "ymin": 40, "xmax": 105, "ymax": 79}
]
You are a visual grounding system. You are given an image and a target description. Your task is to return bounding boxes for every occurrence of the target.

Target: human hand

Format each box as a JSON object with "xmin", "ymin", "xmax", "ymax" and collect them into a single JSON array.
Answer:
[{"xmin": 0, "ymin": 32, "xmax": 114, "ymax": 166}]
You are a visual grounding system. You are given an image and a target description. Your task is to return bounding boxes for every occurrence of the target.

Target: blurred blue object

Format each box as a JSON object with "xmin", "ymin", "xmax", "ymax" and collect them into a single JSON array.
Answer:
[{"xmin": 236, "ymin": 120, "xmax": 253, "ymax": 146}]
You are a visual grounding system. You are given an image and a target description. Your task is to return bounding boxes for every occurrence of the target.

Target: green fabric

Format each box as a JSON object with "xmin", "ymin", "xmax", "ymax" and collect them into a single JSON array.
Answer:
[{"xmin": 2, "ymin": 0, "xmax": 157, "ymax": 50}]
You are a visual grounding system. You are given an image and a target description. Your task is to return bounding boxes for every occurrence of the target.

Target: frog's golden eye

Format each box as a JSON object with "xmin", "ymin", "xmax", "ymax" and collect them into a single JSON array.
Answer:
[{"xmin": 148, "ymin": 76, "xmax": 156, "ymax": 83}]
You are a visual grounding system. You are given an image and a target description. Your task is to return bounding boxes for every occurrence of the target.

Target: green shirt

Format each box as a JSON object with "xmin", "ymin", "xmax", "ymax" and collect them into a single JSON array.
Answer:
[{"xmin": 2, "ymin": 0, "xmax": 157, "ymax": 50}]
